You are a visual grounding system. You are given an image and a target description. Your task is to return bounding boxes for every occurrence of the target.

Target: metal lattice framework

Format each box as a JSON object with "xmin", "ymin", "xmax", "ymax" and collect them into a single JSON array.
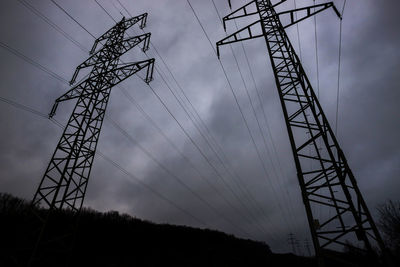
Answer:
[
  {"xmin": 217, "ymin": 0, "xmax": 387, "ymax": 265},
  {"xmin": 32, "ymin": 13, "xmax": 154, "ymax": 213}
]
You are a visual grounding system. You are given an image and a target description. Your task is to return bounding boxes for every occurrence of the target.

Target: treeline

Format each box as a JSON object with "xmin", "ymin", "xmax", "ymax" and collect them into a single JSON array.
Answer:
[
  {"xmin": 2, "ymin": 193, "xmax": 397, "ymax": 266},
  {"xmin": 0, "ymin": 193, "xmax": 316, "ymax": 267}
]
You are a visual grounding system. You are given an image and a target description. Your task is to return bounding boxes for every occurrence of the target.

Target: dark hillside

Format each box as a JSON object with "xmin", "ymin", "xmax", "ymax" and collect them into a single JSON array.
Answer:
[{"xmin": 0, "ymin": 193, "xmax": 316, "ymax": 266}]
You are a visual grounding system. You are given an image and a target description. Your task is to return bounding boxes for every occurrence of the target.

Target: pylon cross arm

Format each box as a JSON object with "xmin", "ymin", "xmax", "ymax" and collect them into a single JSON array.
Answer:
[
  {"xmin": 113, "ymin": 58, "xmax": 155, "ymax": 84},
  {"xmin": 122, "ymin": 12, "xmax": 148, "ymax": 30},
  {"xmin": 70, "ymin": 33, "xmax": 151, "ymax": 85},
  {"xmin": 216, "ymin": 19, "xmax": 263, "ymax": 58},
  {"xmin": 222, "ymin": 0, "xmax": 257, "ymax": 30},
  {"xmin": 49, "ymin": 58, "xmax": 155, "ymax": 117},
  {"xmin": 123, "ymin": 33, "xmax": 151, "ymax": 53},
  {"xmin": 223, "ymin": 0, "xmax": 288, "ymax": 29},
  {"xmin": 275, "ymin": 2, "xmax": 341, "ymax": 28},
  {"xmin": 90, "ymin": 13, "xmax": 148, "ymax": 54},
  {"xmin": 218, "ymin": 1, "xmax": 341, "ymax": 58}
]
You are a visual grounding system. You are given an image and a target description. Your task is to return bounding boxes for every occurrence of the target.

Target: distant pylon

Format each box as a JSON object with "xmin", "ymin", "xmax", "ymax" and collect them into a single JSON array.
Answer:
[
  {"xmin": 287, "ymin": 233, "xmax": 298, "ymax": 254},
  {"xmin": 304, "ymin": 239, "xmax": 312, "ymax": 257},
  {"xmin": 29, "ymin": 13, "xmax": 155, "ymax": 265}
]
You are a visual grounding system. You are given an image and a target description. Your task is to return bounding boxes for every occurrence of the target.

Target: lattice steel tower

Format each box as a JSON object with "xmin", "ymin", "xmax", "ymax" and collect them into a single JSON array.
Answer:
[
  {"xmin": 217, "ymin": 1, "xmax": 388, "ymax": 265},
  {"xmin": 32, "ymin": 13, "xmax": 154, "ymax": 212},
  {"xmin": 28, "ymin": 13, "xmax": 154, "ymax": 265}
]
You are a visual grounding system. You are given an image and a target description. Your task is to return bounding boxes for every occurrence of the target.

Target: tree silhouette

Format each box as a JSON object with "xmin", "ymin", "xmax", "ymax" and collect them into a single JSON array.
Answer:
[{"xmin": 378, "ymin": 200, "xmax": 400, "ymax": 258}]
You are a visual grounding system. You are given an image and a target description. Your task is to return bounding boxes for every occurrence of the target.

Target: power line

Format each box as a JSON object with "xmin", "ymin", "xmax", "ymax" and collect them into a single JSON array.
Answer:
[
  {"xmin": 106, "ymin": 115, "xmax": 255, "ymax": 238},
  {"xmin": 153, "ymin": 64, "xmax": 280, "ymax": 237},
  {"xmin": 0, "ymin": 45, "xmax": 256, "ymax": 241},
  {"xmin": 0, "ymin": 94, "xmax": 208, "ymax": 227},
  {"xmin": 3, "ymin": 3, "xmax": 272, "ymax": 239},
  {"xmin": 187, "ymin": 0, "xmax": 293, "ymax": 234},
  {"xmin": 116, "ymin": 0, "xmax": 131, "ymax": 16},
  {"xmin": 313, "ymin": 0, "xmax": 323, "ymax": 222},
  {"xmin": 104, "ymin": 1, "xmax": 265, "ymax": 232},
  {"xmin": 211, "ymin": 0, "xmax": 223, "ymax": 22},
  {"xmin": 116, "ymin": 85, "xmax": 280, "ymax": 242},
  {"xmin": 291, "ymin": 0, "xmax": 314, "ymax": 238},
  {"xmin": 335, "ymin": 0, "xmax": 346, "ymax": 135},
  {"xmin": 0, "ymin": 41, "xmax": 68, "ymax": 84},
  {"xmin": 157, "ymin": 67, "xmax": 283, "ymax": 238},
  {"xmin": 213, "ymin": 1, "xmax": 298, "ymax": 234},
  {"xmin": 195, "ymin": 0, "xmax": 289, "ymax": 234},
  {"xmin": 94, "ymin": 0, "xmax": 117, "ymax": 23},
  {"xmin": 49, "ymin": 0, "xmax": 96, "ymax": 39},
  {"xmin": 11, "ymin": 0, "xmax": 387, "ymax": 260},
  {"xmin": 145, "ymin": 80, "xmax": 273, "ymax": 236},
  {"xmin": 154, "ymin": 69, "xmax": 280, "ymax": 236},
  {"xmin": 293, "ymin": 0, "xmax": 303, "ymax": 61},
  {"xmin": 124, "ymin": 69, "xmax": 275, "ymax": 238},
  {"xmin": 240, "ymin": 32, "xmax": 299, "ymax": 236},
  {"xmin": 7, "ymin": 0, "xmax": 283, "ymax": 242},
  {"xmin": 16, "ymin": 0, "xmax": 89, "ymax": 53},
  {"xmin": 313, "ymin": 0, "xmax": 320, "ymax": 98},
  {"xmin": 111, "ymin": 0, "xmax": 124, "ymax": 18},
  {"xmin": 140, "ymin": 37, "xmax": 284, "ymax": 239},
  {"xmin": 0, "ymin": 0, "xmax": 334, "ymax": 251},
  {"xmin": 0, "ymin": 30, "xmax": 253, "ymax": 238},
  {"xmin": 97, "ymin": 151, "xmax": 208, "ymax": 227},
  {"xmin": 150, "ymin": 64, "xmax": 277, "ymax": 234},
  {"xmin": 149, "ymin": 51, "xmax": 285, "ymax": 239},
  {"xmin": 288, "ymin": 232, "xmax": 298, "ymax": 254},
  {"xmin": 101, "ymin": 1, "xmax": 281, "ymax": 238},
  {"xmin": 292, "ymin": 0, "xmax": 315, "ymax": 240},
  {"xmin": 11, "ymin": 1, "xmax": 276, "ymax": 240},
  {"xmin": 0, "ymin": 96, "xmax": 48, "ymax": 119},
  {"xmin": 0, "ymin": 35, "xmax": 216, "ymax": 228}
]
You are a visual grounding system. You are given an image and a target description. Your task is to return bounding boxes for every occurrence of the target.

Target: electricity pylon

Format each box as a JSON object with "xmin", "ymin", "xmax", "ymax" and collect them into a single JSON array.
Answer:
[
  {"xmin": 305, "ymin": 238, "xmax": 312, "ymax": 257},
  {"xmin": 217, "ymin": 1, "xmax": 388, "ymax": 265},
  {"xmin": 33, "ymin": 13, "xmax": 154, "ymax": 211},
  {"xmin": 29, "ymin": 13, "xmax": 154, "ymax": 264},
  {"xmin": 288, "ymin": 233, "xmax": 298, "ymax": 255}
]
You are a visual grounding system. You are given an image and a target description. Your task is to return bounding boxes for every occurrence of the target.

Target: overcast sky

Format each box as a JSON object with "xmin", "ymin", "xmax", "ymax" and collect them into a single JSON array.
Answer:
[{"xmin": 0, "ymin": 0, "xmax": 399, "ymax": 254}]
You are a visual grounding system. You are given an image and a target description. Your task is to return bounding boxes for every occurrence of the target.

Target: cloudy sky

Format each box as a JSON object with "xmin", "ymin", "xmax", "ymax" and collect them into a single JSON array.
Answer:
[{"xmin": 0, "ymin": 0, "xmax": 399, "ymax": 254}]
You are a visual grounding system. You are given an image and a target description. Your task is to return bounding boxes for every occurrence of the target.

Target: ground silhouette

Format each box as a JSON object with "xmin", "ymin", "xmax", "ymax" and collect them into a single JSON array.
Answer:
[
  {"xmin": 0, "ymin": 193, "xmax": 388, "ymax": 266},
  {"xmin": 0, "ymin": 193, "xmax": 316, "ymax": 266}
]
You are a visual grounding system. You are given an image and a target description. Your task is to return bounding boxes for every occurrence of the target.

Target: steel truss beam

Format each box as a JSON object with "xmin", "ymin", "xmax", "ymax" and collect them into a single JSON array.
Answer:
[
  {"xmin": 69, "ymin": 32, "xmax": 151, "ymax": 85},
  {"xmin": 90, "ymin": 13, "xmax": 148, "ymax": 54},
  {"xmin": 33, "ymin": 14, "xmax": 154, "ymax": 213},
  {"xmin": 217, "ymin": 1, "xmax": 387, "ymax": 265},
  {"xmin": 217, "ymin": 2, "xmax": 339, "ymax": 58}
]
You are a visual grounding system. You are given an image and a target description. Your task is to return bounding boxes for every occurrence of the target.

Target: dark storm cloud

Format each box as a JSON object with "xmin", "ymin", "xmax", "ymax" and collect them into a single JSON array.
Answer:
[{"xmin": 0, "ymin": 0, "xmax": 399, "ymax": 253}]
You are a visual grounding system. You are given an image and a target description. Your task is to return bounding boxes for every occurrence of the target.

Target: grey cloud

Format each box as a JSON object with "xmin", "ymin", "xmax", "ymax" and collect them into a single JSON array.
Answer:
[{"xmin": 0, "ymin": 0, "xmax": 399, "ymax": 254}]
